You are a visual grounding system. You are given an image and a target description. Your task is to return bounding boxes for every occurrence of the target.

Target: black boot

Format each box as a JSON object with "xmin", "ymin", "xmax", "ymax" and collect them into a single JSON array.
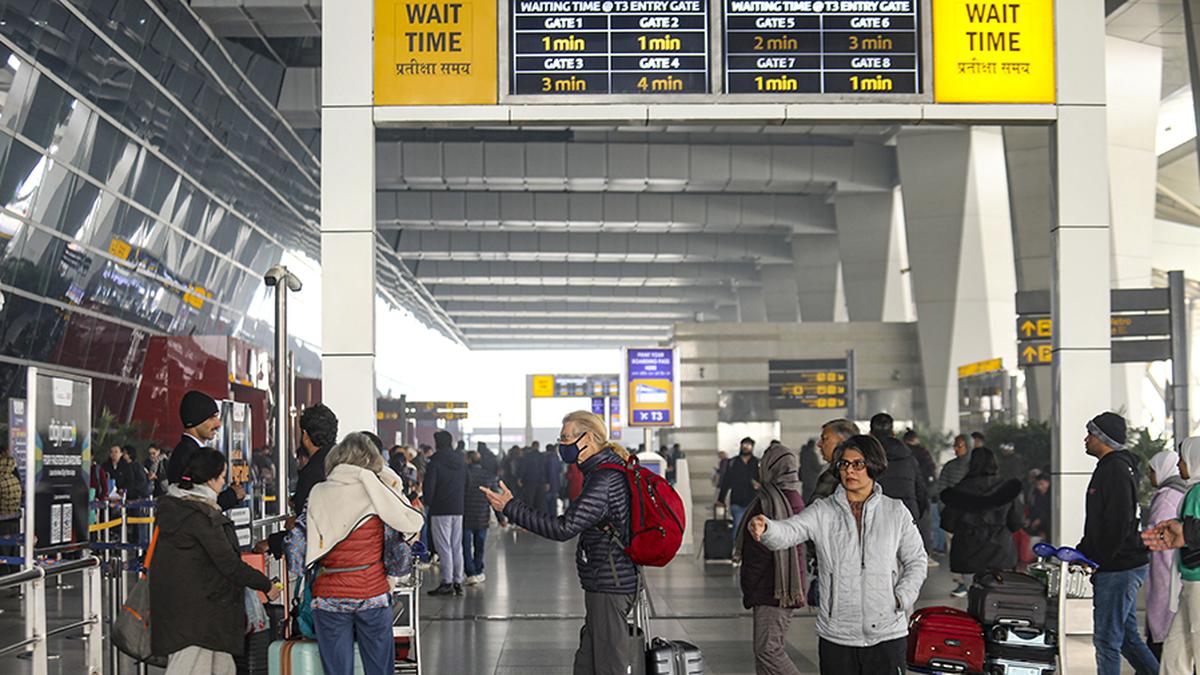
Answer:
[
  {"xmin": 453, "ymin": 583, "xmax": 464, "ymax": 596},
  {"xmin": 427, "ymin": 583, "xmax": 454, "ymax": 596}
]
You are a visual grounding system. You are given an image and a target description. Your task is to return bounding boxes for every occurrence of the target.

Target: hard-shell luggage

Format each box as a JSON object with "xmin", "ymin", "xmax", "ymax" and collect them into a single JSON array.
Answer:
[
  {"xmin": 268, "ymin": 639, "xmax": 365, "ymax": 675},
  {"xmin": 968, "ymin": 571, "xmax": 1049, "ymax": 629},
  {"xmin": 985, "ymin": 625, "xmax": 1056, "ymax": 664},
  {"xmin": 646, "ymin": 637, "xmax": 704, "ymax": 675},
  {"xmin": 906, "ymin": 606, "xmax": 985, "ymax": 674},
  {"xmin": 983, "ymin": 656, "xmax": 1056, "ymax": 675}
]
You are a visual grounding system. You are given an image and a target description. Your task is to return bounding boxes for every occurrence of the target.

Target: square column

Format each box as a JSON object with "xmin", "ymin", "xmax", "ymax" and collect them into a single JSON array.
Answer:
[
  {"xmin": 321, "ymin": 0, "xmax": 378, "ymax": 433},
  {"xmin": 1052, "ymin": 0, "xmax": 1111, "ymax": 554}
]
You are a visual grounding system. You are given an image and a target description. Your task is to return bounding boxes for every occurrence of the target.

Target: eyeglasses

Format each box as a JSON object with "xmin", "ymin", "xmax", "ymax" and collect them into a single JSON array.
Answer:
[{"xmin": 836, "ymin": 459, "xmax": 868, "ymax": 473}]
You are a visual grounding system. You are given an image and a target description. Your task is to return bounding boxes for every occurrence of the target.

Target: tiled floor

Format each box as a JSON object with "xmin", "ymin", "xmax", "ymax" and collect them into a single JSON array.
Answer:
[{"xmin": 0, "ymin": 526, "xmax": 1135, "ymax": 673}]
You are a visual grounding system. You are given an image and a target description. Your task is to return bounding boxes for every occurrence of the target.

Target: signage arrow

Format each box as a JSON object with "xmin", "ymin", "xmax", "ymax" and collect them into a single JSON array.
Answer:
[
  {"xmin": 1020, "ymin": 319, "xmax": 1037, "ymax": 338},
  {"xmin": 1022, "ymin": 345, "xmax": 1039, "ymax": 361}
]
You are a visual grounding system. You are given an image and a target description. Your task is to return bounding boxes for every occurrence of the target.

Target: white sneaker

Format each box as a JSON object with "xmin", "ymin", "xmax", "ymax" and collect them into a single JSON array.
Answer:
[
  {"xmin": 927, "ymin": 558, "xmax": 941, "ymax": 569},
  {"xmin": 464, "ymin": 575, "xmax": 482, "ymax": 586},
  {"xmin": 475, "ymin": 573, "xmax": 485, "ymax": 583}
]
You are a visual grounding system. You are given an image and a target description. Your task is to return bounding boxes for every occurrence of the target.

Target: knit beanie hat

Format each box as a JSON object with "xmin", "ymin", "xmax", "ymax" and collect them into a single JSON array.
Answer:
[
  {"xmin": 180, "ymin": 391, "xmax": 219, "ymax": 429},
  {"xmin": 1088, "ymin": 411, "xmax": 1127, "ymax": 450}
]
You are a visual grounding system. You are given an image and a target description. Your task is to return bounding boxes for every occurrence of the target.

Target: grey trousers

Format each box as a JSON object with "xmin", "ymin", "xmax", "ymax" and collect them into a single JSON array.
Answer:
[
  {"xmin": 753, "ymin": 606, "xmax": 802, "ymax": 675},
  {"xmin": 574, "ymin": 591, "xmax": 640, "ymax": 675},
  {"xmin": 430, "ymin": 515, "xmax": 464, "ymax": 585}
]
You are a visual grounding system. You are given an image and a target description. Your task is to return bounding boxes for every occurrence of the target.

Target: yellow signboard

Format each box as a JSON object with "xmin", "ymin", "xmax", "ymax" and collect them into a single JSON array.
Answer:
[
  {"xmin": 531, "ymin": 375, "xmax": 556, "ymax": 398},
  {"xmin": 374, "ymin": 0, "xmax": 497, "ymax": 105},
  {"xmin": 957, "ymin": 357, "xmax": 1004, "ymax": 379},
  {"xmin": 933, "ymin": 0, "xmax": 1056, "ymax": 103},
  {"xmin": 108, "ymin": 238, "xmax": 132, "ymax": 260}
]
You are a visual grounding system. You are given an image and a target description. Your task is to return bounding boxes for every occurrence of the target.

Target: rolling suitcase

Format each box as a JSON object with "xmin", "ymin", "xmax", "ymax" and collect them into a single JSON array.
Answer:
[
  {"xmin": 968, "ymin": 571, "xmax": 1049, "ymax": 630},
  {"xmin": 983, "ymin": 656, "xmax": 1055, "ymax": 675},
  {"xmin": 906, "ymin": 606, "xmax": 985, "ymax": 674},
  {"xmin": 703, "ymin": 507, "xmax": 733, "ymax": 561},
  {"xmin": 985, "ymin": 625, "xmax": 1056, "ymax": 664},
  {"xmin": 646, "ymin": 637, "xmax": 704, "ymax": 675},
  {"xmin": 268, "ymin": 638, "xmax": 366, "ymax": 674}
]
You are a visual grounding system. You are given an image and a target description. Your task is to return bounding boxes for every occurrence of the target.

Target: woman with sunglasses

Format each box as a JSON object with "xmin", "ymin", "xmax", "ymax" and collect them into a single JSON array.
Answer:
[{"xmin": 748, "ymin": 434, "xmax": 927, "ymax": 674}]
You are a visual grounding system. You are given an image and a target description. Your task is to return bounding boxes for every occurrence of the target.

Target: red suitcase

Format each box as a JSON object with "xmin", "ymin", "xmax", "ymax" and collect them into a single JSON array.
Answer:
[{"xmin": 908, "ymin": 606, "xmax": 986, "ymax": 674}]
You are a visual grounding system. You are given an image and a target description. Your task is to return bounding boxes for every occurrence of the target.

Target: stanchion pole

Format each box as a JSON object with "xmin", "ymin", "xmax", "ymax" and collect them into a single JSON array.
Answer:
[{"xmin": 82, "ymin": 559, "xmax": 103, "ymax": 674}]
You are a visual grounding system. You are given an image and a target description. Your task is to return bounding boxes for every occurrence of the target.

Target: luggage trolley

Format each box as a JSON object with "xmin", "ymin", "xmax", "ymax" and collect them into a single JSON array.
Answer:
[
  {"xmin": 1025, "ymin": 543, "xmax": 1098, "ymax": 675},
  {"xmin": 392, "ymin": 565, "xmax": 422, "ymax": 674}
]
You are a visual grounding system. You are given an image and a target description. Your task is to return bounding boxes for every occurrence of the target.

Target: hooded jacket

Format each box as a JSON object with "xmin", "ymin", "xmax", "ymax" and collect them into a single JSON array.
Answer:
[
  {"xmin": 760, "ymin": 484, "xmax": 928, "ymax": 647},
  {"xmin": 464, "ymin": 463, "xmax": 497, "ymax": 530},
  {"xmin": 150, "ymin": 494, "xmax": 272, "ymax": 657},
  {"xmin": 940, "ymin": 474, "xmax": 1024, "ymax": 574},
  {"xmin": 1077, "ymin": 449, "xmax": 1148, "ymax": 572},
  {"xmin": 503, "ymin": 448, "xmax": 637, "ymax": 594},
  {"xmin": 875, "ymin": 435, "xmax": 926, "ymax": 520},
  {"xmin": 1145, "ymin": 473, "xmax": 1187, "ymax": 642},
  {"xmin": 423, "ymin": 445, "xmax": 467, "ymax": 516}
]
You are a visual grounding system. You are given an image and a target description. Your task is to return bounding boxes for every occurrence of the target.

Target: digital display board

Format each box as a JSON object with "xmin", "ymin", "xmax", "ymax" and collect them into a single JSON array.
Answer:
[
  {"xmin": 511, "ymin": 0, "xmax": 711, "ymax": 95},
  {"xmin": 768, "ymin": 358, "xmax": 853, "ymax": 410},
  {"xmin": 723, "ymin": 0, "xmax": 921, "ymax": 94}
]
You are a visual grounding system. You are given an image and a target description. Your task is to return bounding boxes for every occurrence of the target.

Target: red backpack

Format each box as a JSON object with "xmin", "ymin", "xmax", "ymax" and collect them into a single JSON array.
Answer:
[{"xmin": 599, "ymin": 456, "xmax": 686, "ymax": 567}]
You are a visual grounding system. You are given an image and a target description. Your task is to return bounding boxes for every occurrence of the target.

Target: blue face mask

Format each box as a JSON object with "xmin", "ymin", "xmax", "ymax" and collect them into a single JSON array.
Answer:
[{"xmin": 559, "ymin": 434, "xmax": 587, "ymax": 464}]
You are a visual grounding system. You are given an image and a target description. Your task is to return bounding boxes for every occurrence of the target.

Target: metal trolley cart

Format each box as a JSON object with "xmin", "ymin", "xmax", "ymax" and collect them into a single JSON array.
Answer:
[
  {"xmin": 1026, "ymin": 542, "xmax": 1099, "ymax": 675},
  {"xmin": 392, "ymin": 566, "xmax": 422, "ymax": 674}
]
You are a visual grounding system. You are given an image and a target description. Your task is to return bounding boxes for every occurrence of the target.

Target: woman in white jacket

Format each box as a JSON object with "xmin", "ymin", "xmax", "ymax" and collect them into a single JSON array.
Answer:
[{"xmin": 748, "ymin": 434, "xmax": 927, "ymax": 674}]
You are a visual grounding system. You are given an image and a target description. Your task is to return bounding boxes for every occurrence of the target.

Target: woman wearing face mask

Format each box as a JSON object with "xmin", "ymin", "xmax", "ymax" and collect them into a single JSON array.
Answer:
[
  {"xmin": 747, "ymin": 435, "xmax": 927, "ymax": 675},
  {"xmin": 1159, "ymin": 438, "xmax": 1200, "ymax": 673},
  {"xmin": 1144, "ymin": 449, "xmax": 1187, "ymax": 660},
  {"xmin": 481, "ymin": 411, "xmax": 637, "ymax": 675},
  {"xmin": 151, "ymin": 449, "xmax": 280, "ymax": 674}
]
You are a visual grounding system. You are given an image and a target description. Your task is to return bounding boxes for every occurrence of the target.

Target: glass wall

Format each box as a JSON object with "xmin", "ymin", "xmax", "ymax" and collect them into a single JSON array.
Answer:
[{"xmin": 0, "ymin": 0, "xmax": 318, "ymax": 418}]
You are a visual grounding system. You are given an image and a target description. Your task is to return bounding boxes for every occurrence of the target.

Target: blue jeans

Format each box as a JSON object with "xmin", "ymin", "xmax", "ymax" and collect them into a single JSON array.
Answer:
[
  {"xmin": 312, "ymin": 606, "xmax": 394, "ymax": 675},
  {"xmin": 464, "ymin": 527, "xmax": 488, "ymax": 577},
  {"xmin": 1092, "ymin": 565, "xmax": 1159, "ymax": 675},
  {"xmin": 730, "ymin": 503, "xmax": 748, "ymax": 536}
]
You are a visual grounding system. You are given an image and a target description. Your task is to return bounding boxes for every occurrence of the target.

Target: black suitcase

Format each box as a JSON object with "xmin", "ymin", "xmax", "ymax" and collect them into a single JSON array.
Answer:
[
  {"xmin": 703, "ymin": 519, "xmax": 733, "ymax": 561},
  {"xmin": 968, "ymin": 571, "xmax": 1049, "ymax": 630},
  {"xmin": 646, "ymin": 637, "xmax": 704, "ymax": 674}
]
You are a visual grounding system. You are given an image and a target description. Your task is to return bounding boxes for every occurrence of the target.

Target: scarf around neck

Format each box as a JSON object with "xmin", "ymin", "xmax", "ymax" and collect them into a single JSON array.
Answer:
[
  {"xmin": 305, "ymin": 464, "xmax": 425, "ymax": 567},
  {"xmin": 734, "ymin": 443, "xmax": 806, "ymax": 607}
]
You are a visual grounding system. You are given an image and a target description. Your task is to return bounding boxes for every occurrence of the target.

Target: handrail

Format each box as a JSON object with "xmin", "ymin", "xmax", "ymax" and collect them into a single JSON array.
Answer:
[
  {"xmin": 0, "ymin": 566, "xmax": 43, "ymax": 591},
  {"xmin": 0, "ymin": 637, "xmax": 40, "ymax": 658},
  {"xmin": 43, "ymin": 557, "xmax": 100, "ymax": 578}
]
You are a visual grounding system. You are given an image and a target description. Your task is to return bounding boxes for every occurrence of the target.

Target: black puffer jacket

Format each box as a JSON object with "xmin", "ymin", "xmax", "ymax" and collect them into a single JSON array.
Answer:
[
  {"xmin": 424, "ymin": 447, "xmax": 466, "ymax": 516},
  {"xmin": 940, "ymin": 474, "xmax": 1024, "ymax": 574},
  {"xmin": 150, "ymin": 495, "xmax": 272, "ymax": 656},
  {"xmin": 503, "ymin": 448, "xmax": 636, "ymax": 594},
  {"xmin": 875, "ymin": 435, "xmax": 926, "ymax": 520},
  {"xmin": 464, "ymin": 463, "xmax": 497, "ymax": 530}
]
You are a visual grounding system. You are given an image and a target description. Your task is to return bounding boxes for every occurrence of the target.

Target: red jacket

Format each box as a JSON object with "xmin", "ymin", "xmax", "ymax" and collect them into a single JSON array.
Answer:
[
  {"xmin": 566, "ymin": 464, "xmax": 584, "ymax": 502},
  {"xmin": 313, "ymin": 516, "xmax": 389, "ymax": 599}
]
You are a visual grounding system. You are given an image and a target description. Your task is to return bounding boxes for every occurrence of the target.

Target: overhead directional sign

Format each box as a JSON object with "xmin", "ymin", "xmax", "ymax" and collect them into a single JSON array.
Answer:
[
  {"xmin": 768, "ymin": 355, "xmax": 855, "ymax": 410},
  {"xmin": 531, "ymin": 374, "xmax": 620, "ymax": 397},
  {"xmin": 957, "ymin": 357, "xmax": 1003, "ymax": 379},
  {"xmin": 624, "ymin": 347, "xmax": 679, "ymax": 427},
  {"xmin": 1015, "ymin": 288, "xmax": 1174, "ymax": 367},
  {"xmin": 406, "ymin": 401, "xmax": 470, "ymax": 420}
]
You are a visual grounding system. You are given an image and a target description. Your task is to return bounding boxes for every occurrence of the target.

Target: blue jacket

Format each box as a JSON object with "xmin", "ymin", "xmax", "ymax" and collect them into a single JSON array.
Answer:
[{"xmin": 504, "ymin": 449, "xmax": 637, "ymax": 594}]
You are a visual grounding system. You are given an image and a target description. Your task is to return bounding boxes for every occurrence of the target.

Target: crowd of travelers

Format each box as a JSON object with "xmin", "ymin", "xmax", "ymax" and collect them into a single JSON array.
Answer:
[{"xmin": 55, "ymin": 385, "xmax": 1200, "ymax": 675}]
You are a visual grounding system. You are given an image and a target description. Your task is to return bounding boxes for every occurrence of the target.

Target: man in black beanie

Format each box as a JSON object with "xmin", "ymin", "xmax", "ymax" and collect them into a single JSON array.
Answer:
[
  {"xmin": 1078, "ymin": 411, "xmax": 1158, "ymax": 675},
  {"xmin": 166, "ymin": 390, "xmax": 243, "ymax": 510}
]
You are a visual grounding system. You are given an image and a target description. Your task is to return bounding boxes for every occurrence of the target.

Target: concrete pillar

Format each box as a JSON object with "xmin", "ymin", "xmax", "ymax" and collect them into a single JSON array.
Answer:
[
  {"xmin": 1052, "ymin": 0, "xmax": 1112, "ymax": 556},
  {"xmin": 793, "ymin": 235, "xmax": 842, "ymax": 322},
  {"xmin": 1003, "ymin": 126, "xmax": 1054, "ymax": 422},
  {"xmin": 735, "ymin": 285, "xmax": 768, "ymax": 323},
  {"xmin": 897, "ymin": 127, "xmax": 1018, "ymax": 432},
  {"xmin": 1106, "ymin": 36, "xmax": 1162, "ymax": 429},
  {"xmin": 321, "ymin": 0, "xmax": 378, "ymax": 433},
  {"xmin": 835, "ymin": 189, "xmax": 914, "ymax": 322},
  {"xmin": 760, "ymin": 263, "xmax": 800, "ymax": 322}
]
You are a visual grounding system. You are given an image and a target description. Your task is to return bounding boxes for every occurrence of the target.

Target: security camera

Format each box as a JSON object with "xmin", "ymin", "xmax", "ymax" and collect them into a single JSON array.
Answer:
[{"xmin": 264, "ymin": 265, "xmax": 302, "ymax": 292}]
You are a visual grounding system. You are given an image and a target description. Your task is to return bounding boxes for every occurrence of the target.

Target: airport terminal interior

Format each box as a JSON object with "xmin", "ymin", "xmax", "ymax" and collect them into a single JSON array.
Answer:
[{"xmin": 1, "ymin": 0, "xmax": 1200, "ymax": 673}]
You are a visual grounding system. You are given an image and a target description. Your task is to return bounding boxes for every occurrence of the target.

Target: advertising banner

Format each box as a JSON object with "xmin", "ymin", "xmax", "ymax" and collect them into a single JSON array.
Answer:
[
  {"xmin": 215, "ymin": 400, "xmax": 254, "ymax": 546},
  {"xmin": 8, "ymin": 398, "xmax": 26, "ymax": 482},
  {"xmin": 26, "ymin": 369, "xmax": 91, "ymax": 552}
]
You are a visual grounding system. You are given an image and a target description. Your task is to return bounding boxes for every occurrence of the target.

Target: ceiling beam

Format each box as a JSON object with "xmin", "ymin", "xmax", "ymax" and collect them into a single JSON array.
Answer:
[
  {"xmin": 405, "ymin": 260, "xmax": 762, "ymax": 285},
  {"xmin": 425, "ymin": 283, "xmax": 737, "ymax": 304},
  {"xmin": 442, "ymin": 300, "xmax": 707, "ymax": 319},
  {"xmin": 395, "ymin": 230, "xmax": 792, "ymax": 264},
  {"xmin": 376, "ymin": 191, "xmax": 835, "ymax": 234},
  {"xmin": 377, "ymin": 140, "xmax": 895, "ymax": 193}
]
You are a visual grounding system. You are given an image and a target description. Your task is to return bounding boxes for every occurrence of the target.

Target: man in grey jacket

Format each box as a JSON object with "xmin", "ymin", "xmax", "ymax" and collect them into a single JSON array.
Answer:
[
  {"xmin": 933, "ymin": 433, "xmax": 972, "ymax": 595},
  {"xmin": 750, "ymin": 434, "xmax": 927, "ymax": 674}
]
